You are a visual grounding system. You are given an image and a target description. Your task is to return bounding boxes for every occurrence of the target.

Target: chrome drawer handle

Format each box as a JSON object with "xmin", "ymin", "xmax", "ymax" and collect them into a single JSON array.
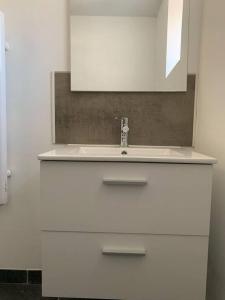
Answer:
[
  {"xmin": 102, "ymin": 247, "xmax": 146, "ymax": 256},
  {"xmin": 103, "ymin": 178, "xmax": 147, "ymax": 186}
]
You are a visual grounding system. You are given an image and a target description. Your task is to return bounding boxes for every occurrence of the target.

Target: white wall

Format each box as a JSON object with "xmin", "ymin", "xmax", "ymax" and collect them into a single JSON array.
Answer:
[
  {"xmin": 0, "ymin": 0, "xmax": 69, "ymax": 269},
  {"xmin": 188, "ymin": 0, "xmax": 203, "ymax": 74},
  {"xmin": 0, "ymin": 12, "xmax": 7, "ymax": 205},
  {"xmin": 0, "ymin": 0, "xmax": 202, "ymax": 269},
  {"xmin": 71, "ymin": 16, "xmax": 156, "ymax": 91},
  {"xmin": 195, "ymin": 0, "xmax": 225, "ymax": 299}
]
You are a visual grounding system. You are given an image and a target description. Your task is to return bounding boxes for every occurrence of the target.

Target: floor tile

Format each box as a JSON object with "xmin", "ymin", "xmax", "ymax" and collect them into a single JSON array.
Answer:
[
  {"xmin": 0, "ymin": 284, "xmax": 41, "ymax": 300},
  {"xmin": 28, "ymin": 271, "xmax": 42, "ymax": 284},
  {"xmin": 0, "ymin": 270, "xmax": 27, "ymax": 284}
]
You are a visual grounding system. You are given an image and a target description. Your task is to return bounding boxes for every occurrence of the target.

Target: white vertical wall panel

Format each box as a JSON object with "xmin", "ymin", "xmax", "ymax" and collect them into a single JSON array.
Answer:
[{"xmin": 0, "ymin": 12, "xmax": 7, "ymax": 205}]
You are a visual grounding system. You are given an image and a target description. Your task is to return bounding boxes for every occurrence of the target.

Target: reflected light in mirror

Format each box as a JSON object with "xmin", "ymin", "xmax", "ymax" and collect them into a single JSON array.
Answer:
[{"xmin": 166, "ymin": 0, "xmax": 184, "ymax": 77}]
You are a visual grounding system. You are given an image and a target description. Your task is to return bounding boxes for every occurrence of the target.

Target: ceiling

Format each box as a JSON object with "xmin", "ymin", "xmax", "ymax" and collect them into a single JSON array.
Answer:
[{"xmin": 69, "ymin": 0, "xmax": 163, "ymax": 17}]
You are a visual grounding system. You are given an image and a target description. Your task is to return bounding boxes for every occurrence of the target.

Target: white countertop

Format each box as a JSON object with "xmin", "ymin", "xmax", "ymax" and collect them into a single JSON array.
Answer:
[{"xmin": 38, "ymin": 145, "xmax": 217, "ymax": 164}]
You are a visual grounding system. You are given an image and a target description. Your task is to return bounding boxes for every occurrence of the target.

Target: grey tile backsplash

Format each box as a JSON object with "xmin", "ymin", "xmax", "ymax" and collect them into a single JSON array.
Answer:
[{"xmin": 54, "ymin": 72, "xmax": 195, "ymax": 146}]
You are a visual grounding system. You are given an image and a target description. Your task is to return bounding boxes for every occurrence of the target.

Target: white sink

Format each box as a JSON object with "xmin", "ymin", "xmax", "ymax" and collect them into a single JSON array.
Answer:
[
  {"xmin": 78, "ymin": 146, "xmax": 181, "ymax": 157},
  {"xmin": 38, "ymin": 145, "xmax": 217, "ymax": 164}
]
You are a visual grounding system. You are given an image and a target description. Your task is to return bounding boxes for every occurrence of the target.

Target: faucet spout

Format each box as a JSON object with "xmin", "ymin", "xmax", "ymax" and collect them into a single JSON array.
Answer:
[{"xmin": 121, "ymin": 117, "xmax": 129, "ymax": 147}]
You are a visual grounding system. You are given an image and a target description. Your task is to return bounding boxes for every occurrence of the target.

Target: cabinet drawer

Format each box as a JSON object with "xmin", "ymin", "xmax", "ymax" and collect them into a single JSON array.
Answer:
[
  {"xmin": 41, "ymin": 161, "xmax": 212, "ymax": 235},
  {"xmin": 42, "ymin": 232, "xmax": 208, "ymax": 300}
]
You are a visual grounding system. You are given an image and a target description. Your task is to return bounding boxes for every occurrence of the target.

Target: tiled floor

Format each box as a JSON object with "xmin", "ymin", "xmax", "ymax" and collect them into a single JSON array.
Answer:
[
  {"xmin": 0, "ymin": 284, "xmax": 111, "ymax": 299},
  {"xmin": 0, "ymin": 284, "xmax": 43, "ymax": 300},
  {"xmin": 0, "ymin": 284, "xmax": 62, "ymax": 299}
]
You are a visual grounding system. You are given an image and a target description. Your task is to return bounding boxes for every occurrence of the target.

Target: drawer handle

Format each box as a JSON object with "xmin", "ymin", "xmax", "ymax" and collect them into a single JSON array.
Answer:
[
  {"xmin": 103, "ymin": 178, "xmax": 147, "ymax": 186},
  {"xmin": 102, "ymin": 247, "xmax": 146, "ymax": 256}
]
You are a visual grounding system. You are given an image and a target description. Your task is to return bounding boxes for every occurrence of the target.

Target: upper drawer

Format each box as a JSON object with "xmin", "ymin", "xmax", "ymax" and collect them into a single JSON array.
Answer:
[{"xmin": 40, "ymin": 161, "xmax": 213, "ymax": 235}]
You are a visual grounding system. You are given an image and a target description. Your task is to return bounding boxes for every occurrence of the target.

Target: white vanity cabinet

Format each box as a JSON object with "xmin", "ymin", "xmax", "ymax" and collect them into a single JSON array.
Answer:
[{"xmin": 39, "ymin": 148, "xmax": 215, "ymax": 300}]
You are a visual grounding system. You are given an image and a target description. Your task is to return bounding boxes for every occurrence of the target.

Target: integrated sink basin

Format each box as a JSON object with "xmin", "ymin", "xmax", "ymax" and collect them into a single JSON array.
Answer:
[
  {"xmin": 78, "ymin": 146, "xmax": 180, "ymax": 157},
  {"xmin": 38, "ymin": 145, "xmax": 217, "ymax": 164}
]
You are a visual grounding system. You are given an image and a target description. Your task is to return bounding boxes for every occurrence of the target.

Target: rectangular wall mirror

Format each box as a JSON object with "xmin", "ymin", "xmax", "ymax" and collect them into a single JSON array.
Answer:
[{"xmin": 70, "ymin": 0, "xmax": 189, "ymax": 92}]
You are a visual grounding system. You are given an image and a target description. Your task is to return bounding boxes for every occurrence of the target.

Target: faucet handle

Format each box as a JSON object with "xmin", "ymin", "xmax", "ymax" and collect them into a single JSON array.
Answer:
[
  {"xmin": 122, "ymin": 125, "xmax": 129, "ymax": 133},
  {"xmin": 120, "ymin": 117, "xmax": 129, "ymax": 148}
]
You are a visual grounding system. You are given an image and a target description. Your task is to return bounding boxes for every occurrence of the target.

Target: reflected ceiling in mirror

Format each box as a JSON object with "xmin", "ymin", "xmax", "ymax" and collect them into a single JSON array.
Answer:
[
  {"xmin": 70, "ymin": 0, "xmax": 189, "ymax": 92},
  {"xmin": 70, "ymin": 0, "xmax": 163, "ymax": 17}
]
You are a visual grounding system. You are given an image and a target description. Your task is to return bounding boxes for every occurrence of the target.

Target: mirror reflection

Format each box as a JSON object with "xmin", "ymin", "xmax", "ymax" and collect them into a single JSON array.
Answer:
[{"xmin": 70, "ymin": 0, "xmax": 189, "ymax": 92}]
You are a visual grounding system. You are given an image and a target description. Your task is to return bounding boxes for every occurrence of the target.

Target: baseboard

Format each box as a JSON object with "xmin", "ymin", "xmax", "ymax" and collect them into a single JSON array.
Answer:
[{"xmin": 0, "ymin": 269, "xmax": 42, "ymax": 284}]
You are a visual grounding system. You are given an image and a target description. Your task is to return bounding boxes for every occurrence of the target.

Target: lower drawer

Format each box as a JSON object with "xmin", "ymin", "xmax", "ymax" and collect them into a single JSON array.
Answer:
[{"xmin": 42, "ymin": 232, "xmax": 209, "ymax": 300}]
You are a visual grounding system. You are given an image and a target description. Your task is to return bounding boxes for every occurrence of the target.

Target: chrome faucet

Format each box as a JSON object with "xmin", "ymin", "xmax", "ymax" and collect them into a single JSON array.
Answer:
[{"xmin": 121, "ymin": 117, "xmax": 129, "ymax": 147}]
